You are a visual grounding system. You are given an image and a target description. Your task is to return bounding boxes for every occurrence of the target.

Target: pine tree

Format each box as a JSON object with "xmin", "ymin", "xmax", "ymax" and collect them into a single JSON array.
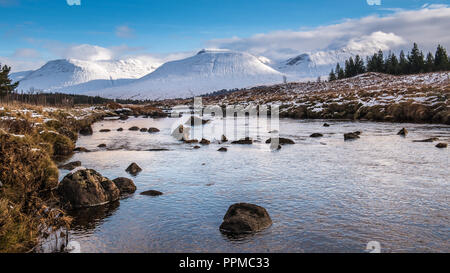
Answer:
[
  {"xmin": 425, "ymin": 52, "xmax": 435, "ymax": 72},
  {"xmin": 399, "ymin": 50, "xmax": 409, "ymax": 74},
  {"xmin": 328, "ymin": 69, "xmax": 337, "ymax": 82},
  {"xmin": 408, "ymin": 43, "xmax": 425, "ymax": 74},
  {"xmin": 336, "ymin": 63, "xmax": 345, "ymax": 79},
  {"xmin": 354, "ymin": 55, "xmax": 365, "ymax": 75},
  {"xmin": 385, "ymin": 53, "xmax": 399, "ymax": 75},
  {"xmin": 434, "ymin": 44, "xmax": 449, "ymax": 71},
  {"xmin": 0, "ymin": 64, "xmax": 19, "ymax": 97}
]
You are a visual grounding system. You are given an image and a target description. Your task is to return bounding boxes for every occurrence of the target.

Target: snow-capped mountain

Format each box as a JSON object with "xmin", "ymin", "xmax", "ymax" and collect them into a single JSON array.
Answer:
[
  {"xmin": 15, "ymin": 58, "xmax": 161, "ymax": 93},
  {"xmin": 90, "ymin": 49, "xmax": 284, "ymax": 100},
  {"xmin": 274, "ymin": 48, "xmax": 368, "ymax": 81}
]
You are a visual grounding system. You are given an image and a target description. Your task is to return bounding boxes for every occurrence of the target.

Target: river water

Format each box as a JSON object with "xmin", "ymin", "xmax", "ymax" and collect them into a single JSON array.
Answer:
[{"xmin": 59, "ymin": 115, "xmax": 449, "ymax": 253}]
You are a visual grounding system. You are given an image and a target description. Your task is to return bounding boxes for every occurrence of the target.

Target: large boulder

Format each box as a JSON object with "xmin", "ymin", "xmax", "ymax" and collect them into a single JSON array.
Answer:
[
  {"xmin": 220, "ymin": 203, "xmax": 272, "ymax": 234},
  {"xmin": 58, "ymin": 169, "xmax": 120, "ymax": 209},
  {"xmin": 126, "ymin": 163, "xmax": 142, "ymax": 175},
  {"xmin": 112, "ymin": 177, "xmax": 137, "ymax": 194}
]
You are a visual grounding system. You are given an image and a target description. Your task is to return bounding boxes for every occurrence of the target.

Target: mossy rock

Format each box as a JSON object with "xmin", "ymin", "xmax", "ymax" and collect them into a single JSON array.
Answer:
[{"xmin": 40, "ymin": 131, "xmax": 75, "ymax": 157}]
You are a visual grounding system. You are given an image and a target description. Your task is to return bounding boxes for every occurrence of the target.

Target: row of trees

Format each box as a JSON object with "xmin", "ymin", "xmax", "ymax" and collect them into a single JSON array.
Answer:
[{"xmin": 329, "ymin": 43, "xmax": 450, "ymax": 81}]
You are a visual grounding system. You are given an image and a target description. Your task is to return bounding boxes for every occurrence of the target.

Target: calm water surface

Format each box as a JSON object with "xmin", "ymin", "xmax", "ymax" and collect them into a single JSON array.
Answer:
[{"xmin": 60, "ymin": 116, "xmax": 450, "ymax": 253}]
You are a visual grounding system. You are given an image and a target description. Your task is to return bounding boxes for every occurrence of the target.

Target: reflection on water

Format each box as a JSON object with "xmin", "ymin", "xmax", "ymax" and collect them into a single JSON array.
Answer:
[{"xmin": 60, "ymin": 116, "xmax": 450, "ymax": 253}]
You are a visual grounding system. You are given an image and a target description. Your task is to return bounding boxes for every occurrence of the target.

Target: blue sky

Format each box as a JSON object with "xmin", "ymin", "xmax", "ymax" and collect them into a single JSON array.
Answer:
[{"xmin": 1, "ymin": 0, "xmax": 449, "ymax": 71}]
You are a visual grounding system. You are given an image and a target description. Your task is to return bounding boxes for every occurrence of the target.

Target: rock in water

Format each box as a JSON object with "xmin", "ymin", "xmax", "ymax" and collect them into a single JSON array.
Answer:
[
  {"xmin": 397, "ymin": 128, "xmax": 408, "ymax": 136},
  {"xmin": 140, "ymin": 128, "xmax": 148, "ymax": 132},
  {"xmin": 218, "ymin": 147, "xmax": 228, "ymax": 152},
  {"xmin": 436, "ymin": 143, "xmax": 448, "ymax": 148},
  {"xmin": 99, "ymin": 129, "xmax": 111, "ymax": 133},
  {"xmin": 193, "ymin": 145, "xmax": 201, "ymax": 149},
  {"xmin": 58, "ymin": 161, "xmax": 82, "ymax": 171},
  {"xmin": 200, "ymin": 138, "xmax": 211, "ymax": 145},
  {"xmin": 73, "ymin": 147, "xmax": 91, "ymax": 153},
  {"xmin": 129, "ymin": 126, "xmax": 140, "ymax": 131},
  {"xmin": 58, "ymin": 169, "xmax": 120, "ymax": 209},
  {"xmin": 112, "ymin": 177, "xmax": 137, "ymax": 194},
  {"xmin": 126, "ymin": 163, "xmax": 142, "ymax": 175},
  {"xmin": 97, "ymin": 144, "xmax": 106, "ymax": 148},
  {"xmin": 148, "ymin": 127, "xmax": 160, "ymax": 133},
  {"xmin": 232, "ymin": 137, "xmax": 253, "ymax": 145},
  {"xmin": 117, "ymin": 128, "xmax": 124, "ymax": 132},
  {"xmin": 413, "ymin": 138, "xmax": 439, "ymax": 143},
  {"xmin": 140, "ymin": 190, "xmax": 163, "ymax": 196},
  {"xmin": 219, "ymin": 203, "xmax": 272, "ymax": 234},
  {"xmin": 310, "ymin": 133, "xmax": 323, "ymax": 138},
  {"xmin": 265, "ymin": 138, "xmax": 295, "ymax": 144},
  {"xmin": 344, "ymin": 132, "xmax": 360, "ymax": 140},
  {"xmin": 79, "ymin": 125, "xmax": 93, "ymax": 136},
  {"xmin": 323, "ymin": 123, "xmax": 330, "ymax": 127},
  {"xmin": 221, "ymin": 135, "xmax": 228, "ymax": 142}
]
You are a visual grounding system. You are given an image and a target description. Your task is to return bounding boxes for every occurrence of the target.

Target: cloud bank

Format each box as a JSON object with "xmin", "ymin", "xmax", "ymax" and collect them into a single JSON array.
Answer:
[{"xmin": 208, "ymin": 5, "xmax": 450, "ymax": 60}]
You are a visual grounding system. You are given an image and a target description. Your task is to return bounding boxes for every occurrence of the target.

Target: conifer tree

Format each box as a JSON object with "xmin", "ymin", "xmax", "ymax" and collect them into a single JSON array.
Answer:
[
  {"xmin": 328, "ymin": 69, "xmax": 337, "ymax": 81},
  {"xmin": 434, "ymin": 44, "xmax": 449, "ymax": 71},
  {"xmin": 408, "ymin": 43, "xmax": 425, "ymax": 74},
  {"xmin": 425, "ymin": 52, "xmax": 435, "ymax": 72},
  {"xmin": 0, "ymin": 64, "xmax": 19, "ymax": 97}
]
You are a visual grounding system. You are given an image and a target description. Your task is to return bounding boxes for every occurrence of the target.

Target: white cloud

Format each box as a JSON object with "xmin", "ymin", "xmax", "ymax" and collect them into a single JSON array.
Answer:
[
  {"xmin": 208, "ymin": 6, "xmax": 450, "ymax": 60},
  {"xmin": 345, "ymin": 31, "xmax": 406, "ymax": 52},
  {"xmin": 63, "ymin": 44, "xmax": 113, "ymax": 61},
  {"xmin": 12, "ymin": 48, "xmax": 41, "ymax": 59},
  {"xmin": 115, "ymin": 25, "xmax": 135, "ymax": 38},
  {"xmin": 66, "ymin": 0, "xmax": 81, "ymax": 6}
]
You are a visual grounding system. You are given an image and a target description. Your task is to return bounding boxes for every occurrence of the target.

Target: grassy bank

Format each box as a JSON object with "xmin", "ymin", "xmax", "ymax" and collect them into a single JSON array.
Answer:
[{"xmin": 0, "ymin": 102, "xmax": 165, "ymax": 252}]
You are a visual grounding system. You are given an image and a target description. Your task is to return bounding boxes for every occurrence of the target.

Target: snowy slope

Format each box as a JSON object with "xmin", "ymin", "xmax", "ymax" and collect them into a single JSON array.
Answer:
[
  {"xmin": 90, "ymin": 49, "xmax": 284, "ymax": 100},
  {"xmin": 16, "ymin": 58, "xmax": 160, "ymax": 93}
]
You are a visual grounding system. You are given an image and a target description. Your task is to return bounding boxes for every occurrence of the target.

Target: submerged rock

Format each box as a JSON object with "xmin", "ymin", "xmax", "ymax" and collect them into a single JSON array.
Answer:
[
  {"xmin": 218, "ymin": 147, "xmax": 228, "ymax": 152},
  {"xmin": 397, "ymin": 128, "xmax": 408, "ymax": 136},
  {"xmin": 148, "ymin": 127, "xmax": 160, "ymax": 133},
  {"xmin": 117, "ymin": 128, "xmax": 124, "ymax": 132},
  {"xmin": 126, "ymin": 163, "xmax": 142, "ymax": 175},
  {"xmin": 129, "ymin": 126, "xmax": 140, "ymax": 131},
  {"xmin": 436, "ymin": 143, "xmax": 448, "ymax": 148},
  {"xmin": 97, "ymin": 144, "xmax": 106, "ymax": 148},
  {"xmin": 323, "ymin": 123, "xmax": 330, "ymax": 127},
  {"xmin": 58, "ymin": 169, "xmax": 120, "ymax": 209},
  {"xmin": 140, "ymin": 128, "xmax": 148, "ymax": 132},
  {"xmin": 119, "ymin": 115, "xmax": 129, "ymax": 121},
  {"xmin": 140, "ymin": 190, "xmax": 163, "ymax": 196},
  {"xmin": 112, "ymin": 177, "xmax": 137, "ymax": 194},
  {"xmin": 265, "ymin": 138, "xmax": 295, "ymax": 145},
  {"xmin": 232, "ymin": 137, "xmax": 253, "ymax": 145},
  {"xmin": 310, "ymin": 133, "xmax": 323, "ymax": 138},
  {"xmin": 79, "ymin": 125, "xmax": 93, "ymax": 136},
  {"xmin": 219, "ymin": 203, "xmax": 272, "ymax": 234},
  {"xmin": 344, "ymin": 132, "xmax": 360, "ymax": 140},
  {"xmin": 58, "ymin": 161, "xmax": 81, "ymax": 171},
  {"xmin": 184, "ymin": 139, "xmax": 199, "ymax": 144},
  {"xmin": 193, "ymin": 145, "xmax": 201, "ymax": 149},
  {"xmin": 73, "ymin": 147, "xmax": 90, "ymax": 153},
  {"xmin": 99, "ymin": 129, "xmax": 111, "ymax": 133},
  {"xmin": 413, "ymin": 138, "xmax": 439, "ymax": 143}
]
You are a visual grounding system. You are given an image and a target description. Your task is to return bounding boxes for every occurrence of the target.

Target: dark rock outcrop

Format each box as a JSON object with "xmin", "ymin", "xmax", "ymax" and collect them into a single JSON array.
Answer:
[
  {"xmin": 112, "ymin": 177, "xmax": 137, "ymax": 194},
  {"xmin": 126, "ymin": 163, "xmax": 142, "ymax": 175},
  {"xmin": 219, "ymin": 203, "xmax": 272, "ymax": 234},
  {"xmin": 140, "ymin": 190, "xmax": 163, "ymax": 196},
  {"xmin": 58, "ymin": 169, "xmax": 120, "ymax": 209},
  {"xmin": 200, "ymin": 138, "xmax": 211, "ymax": 145},
  {"xmin": 58, "ymin": 161, "xmax": 81, "ymax": 171},
  {"xmin": 218, "ymin": 147, "xmax": 228, "ymax": 152},
  {"xmin": 221, "ymin": 135, "xmax": 228, "ymax": 142},
  {"xmin": 323, "ymin": 123, "xmax": 330, "ymax": 127},
  {"xmin": 140, "ymin": 128, "xmax": 148, "ymax": 132},
  {"xmin": 310, "ymin": 133, "xmax": 323, "ymax": 138},
  {"xmin": 193, "ymin": 145, "xmax": 201, "ymax": 149},
  {"xmin": 148, "ymin": 127, "xmax": 160, "ymax": 133},
  {"xmin": 129, "ymin": 126, "xmax": 140, "ymax": 131}
]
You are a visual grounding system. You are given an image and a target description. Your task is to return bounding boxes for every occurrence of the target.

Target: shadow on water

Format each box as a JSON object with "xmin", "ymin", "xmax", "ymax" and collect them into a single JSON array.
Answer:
[{"xmin": 68, "ymin": 201, "xmax": 120, "ymax": 231}]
